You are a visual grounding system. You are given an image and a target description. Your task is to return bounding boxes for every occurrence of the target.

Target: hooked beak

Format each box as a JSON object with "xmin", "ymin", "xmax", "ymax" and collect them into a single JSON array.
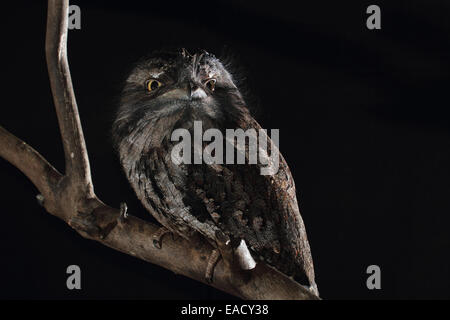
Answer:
[
  {"xmin": 159, "ymin": 81, "xmax": 207, "ymax": 101},
  {"xmin": 189, "ymin": 83, "xmax": 207, "ymax": 100}
]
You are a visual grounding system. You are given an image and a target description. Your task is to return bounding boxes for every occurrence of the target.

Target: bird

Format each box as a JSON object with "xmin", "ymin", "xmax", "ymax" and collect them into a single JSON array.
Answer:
[{"xmin": 112, "ymin": 48, "xmax": 318, "ymax": 296}]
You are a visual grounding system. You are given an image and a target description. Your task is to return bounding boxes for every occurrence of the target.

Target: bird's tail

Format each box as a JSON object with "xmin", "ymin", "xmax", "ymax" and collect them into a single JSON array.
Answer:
[{"xmin": 309, "ymin": 282, "xmax": 319, "ymax": 298}]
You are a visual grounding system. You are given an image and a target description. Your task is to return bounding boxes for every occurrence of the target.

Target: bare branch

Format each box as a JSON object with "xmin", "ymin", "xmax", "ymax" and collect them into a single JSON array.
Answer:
[
  {"xmin": 0, "ymin": 126, "xmax": 61, "ymax": 213},
  {"xmin": 0, "ymin": 0, "xmax": 319, "ymax": 300},
  {"xmin": 45, "ymin": 0, "xmax": 93, "ymax": 196},
  {"xmin": 102, "ymin": 213, "xmax": 318, "ymax": 300}
]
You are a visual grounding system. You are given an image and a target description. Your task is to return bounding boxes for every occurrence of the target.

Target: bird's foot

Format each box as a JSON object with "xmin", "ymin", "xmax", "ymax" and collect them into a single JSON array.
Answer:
[
  {"xmin": 36, "ymin": 194, "xmax": 45, "ymax": 207},
  {"xmin": 119, "ymin": 202, "xmax": 128, "ymax": 219},
  {"xmin": 205, "ymin": 249, "xmax": 221, "ymax": 284},
  {"xmin": 152, "ymin": 227, "xmax": 172, "ymax": 249}
]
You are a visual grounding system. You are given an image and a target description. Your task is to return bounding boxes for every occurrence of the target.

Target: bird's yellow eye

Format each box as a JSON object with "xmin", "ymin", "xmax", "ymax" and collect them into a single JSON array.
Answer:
[
  {"xmin": 146, "ymin": 79, "xmax": 162, "ymax": 92},
  {"xmin": 205, "ymin": 79, "xmax": 216, "ymax": 92}
]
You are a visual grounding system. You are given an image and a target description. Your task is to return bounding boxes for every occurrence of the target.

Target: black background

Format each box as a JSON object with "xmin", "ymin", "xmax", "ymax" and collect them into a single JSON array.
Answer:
[{"xmin": 1, "ymin": 0, "xmax": 449, "ymax": 299}]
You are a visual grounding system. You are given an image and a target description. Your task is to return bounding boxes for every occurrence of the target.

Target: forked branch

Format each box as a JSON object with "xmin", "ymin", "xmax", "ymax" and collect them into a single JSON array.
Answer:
[{"xmin": 0, "ymin": 0, "xmax": 318, "ymax": 300}]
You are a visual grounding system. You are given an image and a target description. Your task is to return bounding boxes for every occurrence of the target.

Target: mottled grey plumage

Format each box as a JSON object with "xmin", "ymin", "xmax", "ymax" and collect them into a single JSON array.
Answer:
[{"xmin": 112, "ymin": 49, "xmax": 318, "ymax": 295}]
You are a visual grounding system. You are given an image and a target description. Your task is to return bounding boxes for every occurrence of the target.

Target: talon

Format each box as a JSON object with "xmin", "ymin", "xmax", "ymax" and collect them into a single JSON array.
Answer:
[
  {"xmin": 205, "ymin": 249, "xmax": 221, "ymax": 284},
  {"xmin": 120, "ymin": 202, "xmax": 128, "ymax": 219},
  {"xmin": 36, "ymin": 194, "xmax": 45, "ymax": 207},
  {"xmin": 117, "ymin": 202, "xmax": 128, "ymax": 223},
  {"xmin": 152, "ymin": 227, "xmax": 171, "ymax": 249}
]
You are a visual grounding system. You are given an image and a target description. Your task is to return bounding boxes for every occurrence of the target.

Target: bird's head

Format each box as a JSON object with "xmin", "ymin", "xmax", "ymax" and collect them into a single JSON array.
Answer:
[
  {"xmin": 113, "ymin": 48, "xmax": 249, "ymax": 154},
  {"xmin": 119, "ymin": 48, "xmax": 244, "ymax": 119}
]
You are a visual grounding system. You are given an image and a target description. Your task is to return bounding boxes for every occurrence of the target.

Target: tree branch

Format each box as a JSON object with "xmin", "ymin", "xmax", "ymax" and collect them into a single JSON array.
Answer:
[
  {"xmin": 0, "ymin": 0, "xmax": 319, "ymax": 300},
  {"xmin": 46, "ymin": 0, "xmax": 93, "ymax": 195},
  {"xmin": 0, "ymin": 126, "xmax": 61, "ymax": 213}
]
